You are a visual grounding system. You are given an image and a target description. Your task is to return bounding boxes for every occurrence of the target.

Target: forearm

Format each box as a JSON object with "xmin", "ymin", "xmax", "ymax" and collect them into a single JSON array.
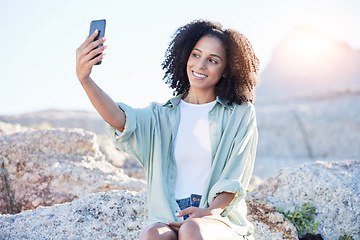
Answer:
[
  {"xmin": 207, "ymin": 192, "xmax": 236, "ymax": 216},
  {"xmin": 80, "ymin": 76, "xmax": 125, "ymax": 131}
]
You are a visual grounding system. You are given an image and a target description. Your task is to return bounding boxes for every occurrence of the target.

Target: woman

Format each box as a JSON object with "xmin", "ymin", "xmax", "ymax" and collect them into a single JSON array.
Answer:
[{"xmin": 76, "ymin": 19, "xmax": 259, "ymax": 240}]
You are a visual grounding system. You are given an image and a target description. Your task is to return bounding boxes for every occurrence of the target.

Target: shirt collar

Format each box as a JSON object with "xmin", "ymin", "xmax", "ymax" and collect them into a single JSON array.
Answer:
[
  {"xmin": 164, "ymin": 92, "xmax": 234, "ymax": 110},
  {"xmin": 216, "ymin": 97, "xmax": 234, "ymax": 110}
]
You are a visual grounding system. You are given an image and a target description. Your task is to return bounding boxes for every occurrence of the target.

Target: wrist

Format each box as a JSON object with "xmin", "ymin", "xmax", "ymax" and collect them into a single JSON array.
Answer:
[
  {"xmin": 206, "ymin": 206, "xmax": 224, "ymax": 216},
  {"xmin": 79, "ymin": 76, "xmax": 92, "ymax": 86}
]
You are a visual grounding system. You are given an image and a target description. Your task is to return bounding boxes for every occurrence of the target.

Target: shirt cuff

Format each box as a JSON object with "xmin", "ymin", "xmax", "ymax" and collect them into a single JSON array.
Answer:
[
  {"xmin": 208, "ymin": 180, "xmax": 245, "ymax": 216},
  {"xmin": 105, "ymin": 102, "xmax": 136, "ymax": 142}
]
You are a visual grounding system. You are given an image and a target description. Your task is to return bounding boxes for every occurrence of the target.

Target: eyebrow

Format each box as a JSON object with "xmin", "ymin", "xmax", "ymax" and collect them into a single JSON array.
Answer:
[{"xmin": 194, "ymin": 48, "xmax": 224, "ymax": 62}]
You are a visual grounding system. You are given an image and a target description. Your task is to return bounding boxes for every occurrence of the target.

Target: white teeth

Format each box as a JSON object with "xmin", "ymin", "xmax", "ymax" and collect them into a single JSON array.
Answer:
[{"xmin": 193, "ymin": 71, "xmax": 207, "ymax": 78}]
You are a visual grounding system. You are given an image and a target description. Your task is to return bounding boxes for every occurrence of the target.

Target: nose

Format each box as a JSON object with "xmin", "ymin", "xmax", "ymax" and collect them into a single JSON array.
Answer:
[{"xmin": 196, "ymin": 58, "xmax": 207, "ymax": 69}]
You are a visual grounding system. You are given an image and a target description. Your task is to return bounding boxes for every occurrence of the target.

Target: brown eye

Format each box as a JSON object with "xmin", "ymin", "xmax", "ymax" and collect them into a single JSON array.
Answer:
[{"xmin": 209, "ymin": 58, "xmax": 218, "ymax": 64}]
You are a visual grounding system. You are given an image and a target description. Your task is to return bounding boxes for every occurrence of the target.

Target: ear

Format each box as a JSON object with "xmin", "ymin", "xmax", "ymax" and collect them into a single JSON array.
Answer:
[{"xmin": 222, "ymin": 68, "xmax": 229, "ymax": 78}]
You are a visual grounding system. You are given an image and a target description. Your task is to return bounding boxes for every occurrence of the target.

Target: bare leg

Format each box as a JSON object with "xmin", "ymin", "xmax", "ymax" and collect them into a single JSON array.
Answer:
[
  {"xmin": 178, "ymin": 218, "xmax": 246, "ymax": 240},
  {"xmin": 140, "ymin": 223, "xmax": 177, "ymax": 240}
]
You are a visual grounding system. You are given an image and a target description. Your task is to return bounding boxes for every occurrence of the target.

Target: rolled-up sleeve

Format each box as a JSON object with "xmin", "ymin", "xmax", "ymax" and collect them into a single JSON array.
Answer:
[{"xmin": 106, "ymin": 102, "xmax": 154, "ymax": 168}]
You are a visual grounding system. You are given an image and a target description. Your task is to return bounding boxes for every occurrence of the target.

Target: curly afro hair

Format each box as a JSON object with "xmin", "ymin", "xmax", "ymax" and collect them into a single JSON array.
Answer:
[{"xmin": 162, "ymin": 19, "xmax": 259, "ymax": 105}]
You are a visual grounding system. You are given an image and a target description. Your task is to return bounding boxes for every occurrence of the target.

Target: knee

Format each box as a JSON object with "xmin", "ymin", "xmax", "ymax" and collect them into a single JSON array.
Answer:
[
  {"xmin": 140, "ymin": 226, "xmax": 158, "ymax": 240},
  {"xmin": 140, "ymin": 223, "xmax": 177, "ymax": 240},
  {"xmin": 179, "ymin": 218, "xmax": 203, "ymax": 240}
]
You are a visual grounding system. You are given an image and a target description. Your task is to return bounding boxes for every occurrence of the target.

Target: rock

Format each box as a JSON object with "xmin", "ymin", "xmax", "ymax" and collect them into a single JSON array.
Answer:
[
  {"xmin": 249, "ymin": 175, "xmax": 265, "ymax": 191},
  {"xmin": 249, "ymin": 159, "xmax": 360, "ymax": 239},
  {"xmin": 246, "ymin": 197, "xmax": 298, "ymax": 240},
  {"xmin": 0, "ymin": 128, "xmax": 146, "ymax": 214},
  {"xmin": 251, "ymin": 92, "xmax": 360, "ymax": 178},
  {"xmin": 256, "ymin": 93, "xmax": 360, "ymax": 160},
  {"xmin": 0, "ymin": 190, "xmax": 148, "ymax": 240},
  {"xmin": 0, "ymin": 110, "xmax": 107, "ymax": 135},
  {"xmin": 0, "ymin": 190, "xmax": 298, "ymax": 240},
  {"xmin": 0, "ymin": 121, "xmax": 30, "ymax": 136}
]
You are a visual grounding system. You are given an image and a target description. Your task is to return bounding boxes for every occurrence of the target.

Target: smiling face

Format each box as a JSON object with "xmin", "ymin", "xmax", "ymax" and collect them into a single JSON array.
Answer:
[{"xmin": 186, "ymin": 35, "xmax": 227, "ymax": 96}]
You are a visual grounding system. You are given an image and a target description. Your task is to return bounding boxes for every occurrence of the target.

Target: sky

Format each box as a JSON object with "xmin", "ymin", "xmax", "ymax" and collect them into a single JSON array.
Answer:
[{"xmin": 1, "ymin": 0, "xmax": 359, "ymax": 115}]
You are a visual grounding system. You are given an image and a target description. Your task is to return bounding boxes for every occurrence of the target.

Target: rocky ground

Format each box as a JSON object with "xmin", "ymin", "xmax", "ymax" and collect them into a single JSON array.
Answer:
[{"xmin": 0, "ymin": 92, "xmax": 359, "ymax": 239}]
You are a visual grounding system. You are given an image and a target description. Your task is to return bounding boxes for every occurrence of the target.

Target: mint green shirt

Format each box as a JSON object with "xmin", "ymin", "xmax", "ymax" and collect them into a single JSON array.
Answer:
[{"xmin": 106, "ymin": 93, "xmax": 258, "ymax": 236}]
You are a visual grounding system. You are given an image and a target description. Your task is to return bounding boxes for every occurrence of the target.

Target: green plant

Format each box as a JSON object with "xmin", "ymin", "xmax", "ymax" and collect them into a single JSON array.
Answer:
[
  {"xmin": 277, "ymin": 202, "xmax": 319, "ymax": 236},
  {"xmin": 339, "ymin": 234, "xmax": 353, "ymax": 240}
]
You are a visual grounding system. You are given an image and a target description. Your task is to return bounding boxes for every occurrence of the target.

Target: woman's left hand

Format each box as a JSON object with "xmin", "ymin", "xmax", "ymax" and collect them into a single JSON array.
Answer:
[{"xmin": 166, "ymin": 206, "xmax": 214, "ymax": 230}]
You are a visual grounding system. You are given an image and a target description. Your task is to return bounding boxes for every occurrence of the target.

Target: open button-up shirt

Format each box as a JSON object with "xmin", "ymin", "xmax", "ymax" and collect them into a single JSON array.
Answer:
[{"xmin": 106, "ymin": 93, "xmax": 258, "ymax": 236}]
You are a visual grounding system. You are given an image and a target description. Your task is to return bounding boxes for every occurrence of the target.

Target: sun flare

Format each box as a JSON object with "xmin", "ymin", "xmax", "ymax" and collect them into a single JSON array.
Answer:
[
  {"xmin": 273, "ymin": 25, "xmax": 344, "ymax": 82},
  {"xmin": 280, "ymin": 26, "xmax": 336, "ymax": 65}
]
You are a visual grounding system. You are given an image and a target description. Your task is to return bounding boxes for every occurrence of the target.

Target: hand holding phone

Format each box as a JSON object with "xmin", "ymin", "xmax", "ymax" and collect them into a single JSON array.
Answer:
[
  {"xmin": 89, "ymin": 19, "xmax": 106, "ymax": 65},
  {"xmin": 76, "ymin": 19, "xmax": 107, "ymax": 82}
]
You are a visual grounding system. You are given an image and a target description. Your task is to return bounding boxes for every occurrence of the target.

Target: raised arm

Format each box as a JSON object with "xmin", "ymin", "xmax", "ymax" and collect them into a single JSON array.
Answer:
[{"xmin": 76, "ymin": 30, "xmax": 125, "ymax": 132}]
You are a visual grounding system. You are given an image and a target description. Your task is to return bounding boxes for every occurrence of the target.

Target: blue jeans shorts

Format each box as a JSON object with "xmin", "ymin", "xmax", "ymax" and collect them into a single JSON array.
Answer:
[{"xmin": 176, "ymin": 194, "xmax": 202, "ymax": 220}]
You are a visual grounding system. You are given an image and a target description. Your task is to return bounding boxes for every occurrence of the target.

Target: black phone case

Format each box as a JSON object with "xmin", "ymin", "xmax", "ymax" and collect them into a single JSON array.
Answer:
[{"xmin": 89, "ymin": 19, "xmax": 106, "ymax": 65}]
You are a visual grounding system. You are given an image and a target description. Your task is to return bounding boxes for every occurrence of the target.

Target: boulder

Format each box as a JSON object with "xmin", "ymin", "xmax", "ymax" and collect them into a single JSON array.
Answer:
[
  {"xmin": 246, "ymin": 196, "xmax": 298, "ymax": 240},
  {"xmin": 0, "ymin": 121, "xmax": 30, "ymax": 136},
  {"xmin": 249, "ymin": 159, "xmax": 360, "ymax": 239},
  {"xmin": 0, "ymin": 110, "xmax": 107, "ymax": 135},
  {"xmin": 0, "ymin": 128, "xmax": 146, "ymax": 214},
  {"xmin": 0, "ymin": 190, "xmax": 148, "ymax": 240},
  {"xmin": 0, "ymin": 190, "xmax": 298, "ymax": 240},
  {"xmin": 256, "ymin": 93, "xmax": 360, "ymax": 160}
]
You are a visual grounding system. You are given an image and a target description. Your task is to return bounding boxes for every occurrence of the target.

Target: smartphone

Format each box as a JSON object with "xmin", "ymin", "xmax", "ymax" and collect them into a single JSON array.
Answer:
[{"xmin": 89, "ymin": 19, "xmax": 106, "ymax": 65}]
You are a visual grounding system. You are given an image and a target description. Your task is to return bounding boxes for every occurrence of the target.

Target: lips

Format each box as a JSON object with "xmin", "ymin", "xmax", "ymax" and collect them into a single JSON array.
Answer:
[{"xmin": 192, "ymin": 71, "xmax": 207, "ymax": 79}]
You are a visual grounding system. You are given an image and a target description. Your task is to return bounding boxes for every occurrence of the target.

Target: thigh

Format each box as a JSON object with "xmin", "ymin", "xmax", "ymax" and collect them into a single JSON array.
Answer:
[
  {"xmin": 140, "ymin": 222, "xmax": 177, "ymax": 240},
  {"xmin": 179, "ymin": 218, "xmax": 247, "ymax": 240}
]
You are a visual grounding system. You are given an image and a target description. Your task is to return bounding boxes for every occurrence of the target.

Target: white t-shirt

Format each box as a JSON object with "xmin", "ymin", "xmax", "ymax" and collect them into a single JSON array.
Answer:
[{"xmin": 173, "ymin": 99, "xmax": 216, "ymax": 199}]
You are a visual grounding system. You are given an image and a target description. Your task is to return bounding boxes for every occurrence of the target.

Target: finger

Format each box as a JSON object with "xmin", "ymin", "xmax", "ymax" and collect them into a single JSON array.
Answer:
[
  {"xmin": 175, "ymin": 207, "xmax": 195, "ymax": 217},
  {"xmin": 83, "ymin": 37, "xmax": 106, "ymax": 56},
  {"xmin": 88, "ymin": 29, "xmax": 100, "ymax": 42},
  {"xmin": 85, "ymin": 44, "xmax": 107, "ymax": 62},
  {"xmin": 89, "ymin": 52, "xmax": 105, "ymax": 65},
  {"xmin": 79, "ymin": 37, "xmax": 106, "ymax": 63},
  {"xmin": 77, "ymin": 30, "xmax": 99, "ymax": 53},
  {"xmin": 77, "ymin": 29, "xmax": 102, "ymax": 56},
  {"xmin": 166, "ymin": 220, "xmax": 184, "ymax": 229}
]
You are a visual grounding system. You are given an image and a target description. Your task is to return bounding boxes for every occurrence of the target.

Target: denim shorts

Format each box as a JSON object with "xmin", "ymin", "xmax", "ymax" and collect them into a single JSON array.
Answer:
[{"xmin": 176, "ymin": 194, "xmax": 202, "ymax": 220}]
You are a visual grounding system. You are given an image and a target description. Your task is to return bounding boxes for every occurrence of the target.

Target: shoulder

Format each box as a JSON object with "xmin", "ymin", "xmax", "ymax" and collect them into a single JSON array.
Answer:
[
  {"xmin": 234, "ymin": 101, "xmax": 255, "ymax": 112},
  {"xmin": 232, "ymin": 102, "xmax": 256, "ymax": 121}
]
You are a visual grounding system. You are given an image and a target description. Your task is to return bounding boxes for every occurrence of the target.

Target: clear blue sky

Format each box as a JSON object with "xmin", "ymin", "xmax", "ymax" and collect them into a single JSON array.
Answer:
[{"xmin": 1, "ymin": 0, "xmax": 359, "ymax": 115}]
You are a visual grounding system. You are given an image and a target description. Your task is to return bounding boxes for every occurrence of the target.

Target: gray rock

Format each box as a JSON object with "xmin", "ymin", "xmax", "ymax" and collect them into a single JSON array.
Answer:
[
  {"xmin": 256, "ymin": 93, "xmax": 360, "ymax": 160},
  {"xmin": 0, "ymin": 190, "xmax": 148, "ymax": 240},
  {"xmin": 246, "ymin": 196, "xmax": 298, "ymax": 240},
  {"xmin": 0, "ymin": 128, "xmax": 146, "ymax": 214},
  {"xmin": 0, "ymin": 121, "xmax": 30, "ymax": 136},
  {"xmin": 0, "ymin": 110, "xmax": 107, "ymax": 135},
  {"xmin": 250, "ymin": 159, "xmax": 360, "ymax": 239},
  {"xmin": 253, "ymin": 93, "xmax": 360, "ymax": 178}
]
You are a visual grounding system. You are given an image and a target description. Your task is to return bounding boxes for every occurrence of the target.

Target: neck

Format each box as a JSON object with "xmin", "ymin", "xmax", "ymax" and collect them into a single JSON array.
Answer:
[{"xmin": 184, "ymin": 87, "xmax": 216, "ymax": 104}]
